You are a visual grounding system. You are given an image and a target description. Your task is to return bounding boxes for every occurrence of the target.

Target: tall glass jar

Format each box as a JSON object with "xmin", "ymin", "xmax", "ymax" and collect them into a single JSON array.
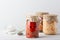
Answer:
[
  {"xmin": 36, "ymin": 12, "xmax": 49, "ymax": 32},
  {"xmin": 26, "ymin": 16, "xmax": 39, "ymax": 38},
  {"xmin": 43, "ymin": 14, "xmax": 58, "ymax": 35}
]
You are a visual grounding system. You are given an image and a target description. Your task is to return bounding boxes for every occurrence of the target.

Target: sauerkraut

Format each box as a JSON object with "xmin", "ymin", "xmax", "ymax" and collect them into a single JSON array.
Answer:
[{"xmin": 43, "ymin": 14, "xmax": 57, "ymax": 35}]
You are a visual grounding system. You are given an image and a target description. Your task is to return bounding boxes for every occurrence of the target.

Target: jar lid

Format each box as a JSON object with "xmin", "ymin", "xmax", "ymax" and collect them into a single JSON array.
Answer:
[
  {"xmin": 35, "ymin": 12, "xmax": 49, "ymax": 16},
  {"xmin": 43, "ymin": 14, "xmax": 58, "ymax": 23},
  {"xmin": 26, "ymin": 15, "xmax": 38, "ymax": 22},
  {"xmin": 43, "ymin": 14, "xmax": 57, "ymax": 17}
]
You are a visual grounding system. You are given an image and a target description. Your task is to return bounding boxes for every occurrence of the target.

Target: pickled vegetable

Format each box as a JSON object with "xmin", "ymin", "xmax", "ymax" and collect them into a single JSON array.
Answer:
[
  {"xmin": 26, "ymin": 16, "xmax": 39, "ymax": 38},
  {"xmin": 43, "ymin": 14, "xmax": 57, "ymax": 35}
]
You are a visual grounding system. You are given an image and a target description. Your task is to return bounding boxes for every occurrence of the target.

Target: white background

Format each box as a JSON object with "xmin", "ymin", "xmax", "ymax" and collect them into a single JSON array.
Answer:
[
  {"xmin": 0, "ymin": 0, "xmax": 60, "ymax": 31},
  {"xmin": 0, "ymin": 0, "xmax": 60, "ymax": 40}
]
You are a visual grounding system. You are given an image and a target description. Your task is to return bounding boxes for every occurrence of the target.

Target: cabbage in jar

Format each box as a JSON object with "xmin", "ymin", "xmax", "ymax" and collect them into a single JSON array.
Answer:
[{"xmin": 43, "ymin": 14, "xmax": 58, "ymax": 35}]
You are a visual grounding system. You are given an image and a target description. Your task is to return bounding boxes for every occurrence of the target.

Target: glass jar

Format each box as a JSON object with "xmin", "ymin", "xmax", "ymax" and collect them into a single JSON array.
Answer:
[
  {"xmin": 26, "ymin": 16, "xmax": 39, "ymax": 38},
  {"xmin": 36, "ymin": 12, "xmax": 49, "ymax": 32},
  {"xmin": 43, "ymin": 14, "xmax": 58, "ymax": 35}
]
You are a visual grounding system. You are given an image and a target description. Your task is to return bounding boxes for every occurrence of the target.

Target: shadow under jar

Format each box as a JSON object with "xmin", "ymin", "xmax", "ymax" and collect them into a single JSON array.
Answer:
[
  {"xmin": 26, "ymin": 16, "xmax": 39, "ymax": 38},
  {"xmin": 43, "ymin": 14, "xmax": 58, "ymax": 35},
  {"xmin": 36, "ymin": 12, "xmax": 49, "ymax": 32}
]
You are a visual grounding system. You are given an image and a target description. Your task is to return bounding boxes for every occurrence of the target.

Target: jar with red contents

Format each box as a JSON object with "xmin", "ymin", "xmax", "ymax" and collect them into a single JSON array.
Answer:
[{"xmin": 26, "ymin": 16, "xmax": 39, "ymax": 38}]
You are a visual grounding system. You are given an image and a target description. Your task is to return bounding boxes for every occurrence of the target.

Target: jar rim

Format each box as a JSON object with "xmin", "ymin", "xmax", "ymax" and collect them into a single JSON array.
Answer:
[{"xmin": 43, "ymin": 14, "xmax": 57, "ymax": 17}]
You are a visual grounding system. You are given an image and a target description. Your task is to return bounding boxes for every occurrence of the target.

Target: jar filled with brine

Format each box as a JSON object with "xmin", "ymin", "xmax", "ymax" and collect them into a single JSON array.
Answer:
[
  {"xmin": 36, "ymin": 12, "xmax": 49, "ymax": 32},
  {"xmin": 26, "ymin": 16, "xmax": 39, "ymax": 38},
  {"xmin": 43, "ymin": 14, "xmax": 58, "ymax": 35}
]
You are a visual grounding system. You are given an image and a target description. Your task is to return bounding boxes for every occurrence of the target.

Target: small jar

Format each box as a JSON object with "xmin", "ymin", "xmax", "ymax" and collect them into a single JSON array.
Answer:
[
  {"xmin": 36, "ymin": 12, "xmax": 49, "ymax": 32},
  {"xmin": 43, "ymin": 14, "xmax": 58, "ymax": 35},
  {"xmin": 26, "ymin": 16, "xmax": 39, "ymax": 38}
]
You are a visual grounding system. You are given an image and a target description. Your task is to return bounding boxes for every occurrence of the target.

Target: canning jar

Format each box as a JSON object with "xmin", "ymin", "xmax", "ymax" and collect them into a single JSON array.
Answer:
[
  {"xmin": 36, "ymin": 12, "xmax": 49, "ymax": 32},
  {"xmin": 43, "ymin": 14, "xmax": 58, "ymax": 35},
  {"xmin": 26, "ymin": 16, "xmax": 39, "ymax": 38}
]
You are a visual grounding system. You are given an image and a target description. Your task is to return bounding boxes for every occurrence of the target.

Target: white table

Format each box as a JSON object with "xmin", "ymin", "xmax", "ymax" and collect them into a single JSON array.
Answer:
[{"xmin": 0, "ymin": 30, "xmax": 60, "ymax": 40}]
